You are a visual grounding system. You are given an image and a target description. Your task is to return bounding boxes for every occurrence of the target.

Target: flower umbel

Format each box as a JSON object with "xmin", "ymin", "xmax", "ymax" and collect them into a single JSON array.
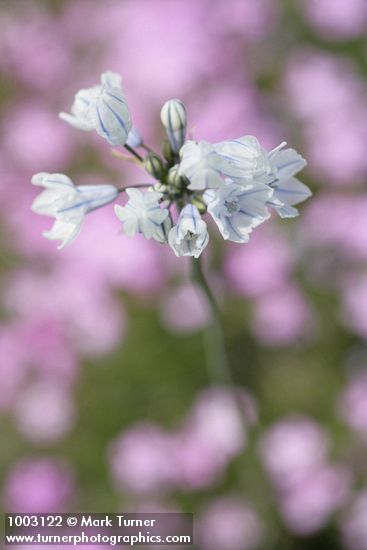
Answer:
[{"xmin": 32, "ymin": 71, "xmax": 311, "ymax": 256}]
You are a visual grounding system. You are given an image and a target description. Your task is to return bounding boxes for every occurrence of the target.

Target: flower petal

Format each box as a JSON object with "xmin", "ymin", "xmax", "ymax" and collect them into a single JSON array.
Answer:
[
  {"xmin": 43, "ymin": 219, "xmax": 82, "ymax": 249},
  {"xmin": 274, "ymin": 177, "xmax": 312, "ymax": 206}
]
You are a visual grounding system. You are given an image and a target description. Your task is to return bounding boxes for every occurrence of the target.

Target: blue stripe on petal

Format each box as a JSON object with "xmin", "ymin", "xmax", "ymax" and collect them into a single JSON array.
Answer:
[
  {"xmin": 105, "ymin": 91, "xmax": 126, "ymax": 104},
  {"xmin": 227, "ymin": 217, "xmax": 243, "ymax": 241},
  {"xmin": 96, "ymin": 104, "xmax": 111, "ymax": 141},
  {"xmin": 102, "ymin": 99, "xmax": 128, "ymax": 134},
  {"xmin": 167, "ymin": 107, "xmax": 178, "ymax": 151}
]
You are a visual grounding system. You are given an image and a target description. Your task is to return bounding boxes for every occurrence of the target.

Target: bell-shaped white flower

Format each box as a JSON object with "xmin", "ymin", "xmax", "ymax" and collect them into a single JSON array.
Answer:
[
  {"xmin": 168, "ymin": 205, "xmax": 209, "ymax": 258},
  {"xmin": 160, "ymin": 99, "xmax": 187, "ymax": 153},
  {"xmin": 179, "ymin": 136, "xmax": 274, "ymax": 191},
  {"xmin": 59, "ymin": 71, "xmax": 132, "ymax": 146},
  {"xmin": 204, "ymin": 180, "xmax": 273, "ymax": 243},
  {"xmin": 31, "ymin": 172, "xmax": 119, "ymax": 249},
  {"xmin": 178, "ymin": 141, "xmax": 225, "ymax": 190},
  {"xmin": 214, "ymin": 135, "xmax": 273, "ymax": 185},
  {"xmin": 114, "ymin": 188, "xmax": 168, "ymax": 240},
  {"xmin": 267, "ymin": 145, "xmax": 311, "ymax": 218}
]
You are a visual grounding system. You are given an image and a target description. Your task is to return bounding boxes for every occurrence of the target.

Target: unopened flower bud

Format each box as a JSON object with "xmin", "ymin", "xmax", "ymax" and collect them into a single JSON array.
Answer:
[
  {"xmin": 191, "ymin": 195, "xmax": 207, "ymax": 214},
  {"xmin": 160, "ymin": 99, "xmax": 187, "ymax": 153},
  {"xmin": 167, "ymin": 165, "xmax": 180, "ymax": 186},
  {"xmin": 143, "ymin": 153, "xmax": 167, "ymax": 180},
  {"xmin": 167, "ymin": 165, "xmax": 189, "ymax": 191},
  {"xmin": 151, "ymin": 182, "xmax": 167, "ymax": 194}
]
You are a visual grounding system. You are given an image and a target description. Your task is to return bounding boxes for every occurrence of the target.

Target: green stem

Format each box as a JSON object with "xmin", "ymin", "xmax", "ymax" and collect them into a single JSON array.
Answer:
[
  {"xmin": 191, "ymin": 257, "xmax": 232, "ymax": 386},
  {"xmin": 192, "ymin": 259, "xmax": 262, "ymax": 501},
  {"xmin": 140, "ymin": 143, "xmax": 158, "ymax": 156},
  {"xmin": 124, "ymin": 144, "xmax": 144, "ymax": 162}
]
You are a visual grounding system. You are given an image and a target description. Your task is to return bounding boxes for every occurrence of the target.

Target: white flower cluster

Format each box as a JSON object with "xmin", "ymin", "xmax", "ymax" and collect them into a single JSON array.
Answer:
[{"xmin": 31, "ymin": 71, "xmax": 311, "ymax": 255}]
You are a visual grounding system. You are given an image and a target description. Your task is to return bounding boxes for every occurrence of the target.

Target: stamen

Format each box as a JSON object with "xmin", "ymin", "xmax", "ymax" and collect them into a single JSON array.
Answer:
[{"xmin": 224, "ymin": 199, "xmax": 239, "ymax": 214}]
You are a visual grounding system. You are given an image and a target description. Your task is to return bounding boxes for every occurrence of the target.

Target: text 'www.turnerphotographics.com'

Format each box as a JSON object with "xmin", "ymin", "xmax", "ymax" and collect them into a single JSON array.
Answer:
[{"xmin": 4, "ymin": 513, "xmax": 193, "ymax": 546}]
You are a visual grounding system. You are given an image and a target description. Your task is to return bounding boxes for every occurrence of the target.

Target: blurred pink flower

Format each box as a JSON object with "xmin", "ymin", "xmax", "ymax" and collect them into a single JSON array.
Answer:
[
  {"xmin": 340, "ymin": 489, "xmax": 367, "ymax": 550},
  {"xmin": 259, "ymin": 415, "xmax": 329, "ymax": 489},
  {"xmin": 283, "ymin": 51, "xmax": 367, "ymax": 186},
  {"xmin": 172, "ymin": 433, "xmax": 229, "ymax": 491},
  {"xmin": 109, "ymin": 423, "xmax": 178, "ymax": 495},
  {"xmin": 207, "ymin": 0, "xmax": 279, "ymax": 41},
  {"xmin": 198, "ymin": 495, "xmax": 265, "ymax": 550},
  {"xmin": 304, "ymin": 194, "xmax": 367, "ymax": 264},
  {"xmin": 17, "ymin": 315, "xmax": 79, "ymax": 385},
  {"xmin": 183, "ymin": 387, "xmax": 248, "ymax": 458},
  {"xmin": 252, "ymin": 284, "xmax": 315, "ymax": 347},
  {"xmin": 304, "ymin": 116, "xmax": 367, "ymax": 187},
  {"xmin": 280, "ymin": 465, "xmax": 351, "ymax": 536},
  {"xmin": 225, "ymin": 226, "xmax": 293, "ymax": 298},
  {"xmin": 4, "ymin": 265, "xmax": 126, "ymax": 358},
  {"xmin": 2, "ymin": 103, "xmax": 74, "ymax": 171},
  {"xmin": 3, "ymin": 458, "xmax": 74, "ymax": 513},
  {"xmin": 13, "ymin": 381, "xmax": 75, "ymax": 444},
  {"xmin": 283, "ymin": 51, "xmax": 365, "ymax": 122},
  {"xmin": 0, "ymin": 315, "xmax": 78, "ymax": 413},
  {"xmin": 0, "ymin": 6, "xmax": 71, "ymax": 92},
  {"xmin": 260, "ymin": 417, "xmax": 352, "ymax": 535},
  {"xmin": 299, "ymin": 0, "xmax": 367, "ymax": 40},
  {"xmin": 160, "ymin": 283, "xmax": 211, "ymax": 334},
  {"xmin": 173, "ymin": 387, "xmax": 249, "ymax": 490},
  {"xmin": 109, "ymin": 387, "xmax": 252, "ymax": 494}
]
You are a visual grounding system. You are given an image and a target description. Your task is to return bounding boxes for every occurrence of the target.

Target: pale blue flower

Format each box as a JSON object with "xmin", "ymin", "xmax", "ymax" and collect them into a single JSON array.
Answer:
[
  {"xmin": 179, "ymin": 136, "xmax": 273, "ymax": 191},
  {"xmin": 59, "ymin": 71, "xmax": 132, "ymax": 147},
  {"xmin": 214, "ymin": 135, "xmax": 273, "ymax": 185},
  {"xmin": 168, "ymin": 205, "xmax": 209, "ymax": 258},
  {"xmin": 42, "ymin": 219, "xmax": 82, "ymax": 249},
  {"xmin": 114, "ymin": 188, "xmax": 168, "ymax": 239},
  {"xmin": 31, "ymin": 172, "xmax": 119, "ymax": 249},
  {"xmin": 204, "ymin": 180, "xmax": 273, "ymax": 243},
  {"xmin": 178, "ymin": 141, "xmax": 225, "ymax": 190},
  {"xmin": 267, "ymin": 146, "xmax": 311, "ymax": 218}
]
